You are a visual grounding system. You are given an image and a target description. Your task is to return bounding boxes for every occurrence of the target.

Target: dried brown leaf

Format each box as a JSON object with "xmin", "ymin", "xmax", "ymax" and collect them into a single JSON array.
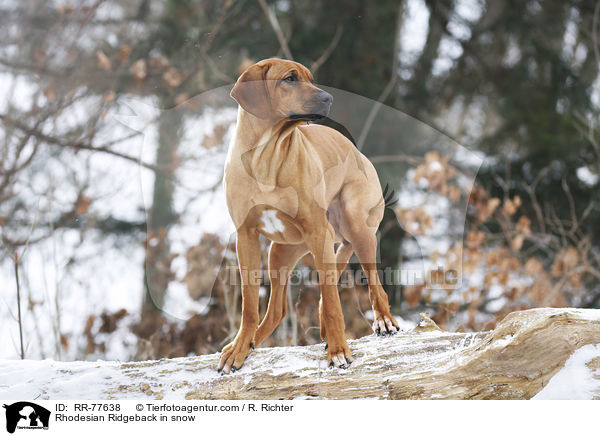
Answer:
[{"xmin": 96, "ymin": 50, "xmax": 112, "ymax": 71}]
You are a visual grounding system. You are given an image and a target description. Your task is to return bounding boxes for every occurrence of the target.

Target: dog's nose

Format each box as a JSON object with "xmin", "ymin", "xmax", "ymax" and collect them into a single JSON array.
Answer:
[{"xmin": 319, "ymin": 91, "xmax": 333, "ymax": 105}]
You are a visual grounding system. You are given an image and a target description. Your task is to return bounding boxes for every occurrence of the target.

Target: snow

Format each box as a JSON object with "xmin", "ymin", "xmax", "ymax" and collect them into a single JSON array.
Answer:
[
  {"xmin": 525, "ymin": 307, "xmax": 600, "ymax": 323},
  {"xmin": 486, "ymin": 297, "xmax": 508, "ymax": 313},
  {"xmin": 394, "ymin": 316, "xmax": 418, "ymax": 331},
  {"xmin": 428, "ymin": 160, "xmax": 443, "ymax": 172},
  {"xmin": 532, "ymin": 343, "xmax": 600, "ymax": 400},
  {"xmin": 399, "ymin": 0, "xmax": 430, "ymax": 72},
  {"xmin": 576, "ymin": 166, "xmax": 599, "ymax": 186},
  {"xmin": 162, "ymin": 281, "xmax": 211, "ymax": 319},
  {"xmin": 490, "ymin": 334, "xmax": 515, "ymax": 350},
  {"xmin": 0, "ymin": 358, "xmax": 123, "ymax": 400},
  {"xmin": 0, "ymin": 356, "xmax": 222, "ymax": 400}
]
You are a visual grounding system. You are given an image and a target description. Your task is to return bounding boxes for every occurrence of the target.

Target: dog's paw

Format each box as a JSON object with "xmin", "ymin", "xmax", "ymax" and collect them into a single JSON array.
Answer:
[
  {"xmin": 372, "ymin": 313, "xmax": 399, "ymax": 336},
  {"xmin": 327, "ymin": 343, "xmax": 353, "ymax": 369},
  {"xmin": 217, "ymin": 340, "xmax": 254, "ymax": 374}
]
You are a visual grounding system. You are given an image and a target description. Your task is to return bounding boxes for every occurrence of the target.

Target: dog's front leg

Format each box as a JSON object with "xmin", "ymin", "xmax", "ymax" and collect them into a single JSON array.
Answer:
[
  {"xmin": 218, "ymin": 227, "xmax": 260, "ymax": 373},
  {"xmin": 307, "ymin": 225, "xmax": 353, "ymax": 369}
]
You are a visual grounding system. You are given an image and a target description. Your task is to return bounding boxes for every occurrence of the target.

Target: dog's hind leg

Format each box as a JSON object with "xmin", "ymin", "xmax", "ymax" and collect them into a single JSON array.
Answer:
[
  {"xmin": 338, "ymin": 181, "xmax": 399, "ymax": 336},
  {"xmin": 335, "ymin": 242, "xmax": 354, "ymax": 281},
  {"xmin": 254, "ymin": 242, "xmax": 308, "ymax": 347},
  {"xmin": 349, "ymin": 230, "xmax": 399, "ymax": 335}
]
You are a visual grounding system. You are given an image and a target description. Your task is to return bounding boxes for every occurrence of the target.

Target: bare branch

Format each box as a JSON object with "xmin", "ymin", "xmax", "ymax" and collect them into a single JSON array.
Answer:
[
  {"xmin": 0, "ymin": 114, "xmax": 160, "ymax": 172},
  {"xmin": 311, "ymin": 24, "xmax": 343, "ymax": 74},
  {"xmin": 593, "ymin": 0, "xmax": 600, "ymax": 73},
  {"xmin": 561, "ymin": 176, "xmax": 578, "ymax": 235},
  {"xmin": 257, "ymin": 0, "xmax": 294, "ymax": 60},
  {"xmin": 369, "ymin": 154, "xmax": 423, "ymax": 165},
  {"xmin": 13, "ymin": 251, "xmax": 25, "ymax": 359}
]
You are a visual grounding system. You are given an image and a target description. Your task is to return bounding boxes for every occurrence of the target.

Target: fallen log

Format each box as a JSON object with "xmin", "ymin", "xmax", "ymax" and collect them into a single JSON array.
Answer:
[{"xmin": 1, "ymin": 308, "xmax": 599, "ymax": 400}]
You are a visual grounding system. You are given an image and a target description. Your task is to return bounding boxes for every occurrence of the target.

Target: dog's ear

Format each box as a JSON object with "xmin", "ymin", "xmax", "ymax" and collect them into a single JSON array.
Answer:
[{"xmin": 231, "ymin": 64, "xmax": 271, "ymax": 119}]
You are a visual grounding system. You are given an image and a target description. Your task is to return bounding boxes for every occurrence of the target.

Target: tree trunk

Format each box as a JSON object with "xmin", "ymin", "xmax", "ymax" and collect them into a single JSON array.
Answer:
[
  {"xmin": 403, "ymin": 0, "xmax": 453, "ymax": 117},
  {"xmin": 142, "ymin": 104, "xmax": 182, "ymax": 316},
  {"xmin": 9, "ymin": 308, "xmax": 599, "ymax": 400}
]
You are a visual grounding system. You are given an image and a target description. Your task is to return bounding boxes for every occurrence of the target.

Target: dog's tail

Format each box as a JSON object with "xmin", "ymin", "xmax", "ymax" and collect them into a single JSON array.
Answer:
[{"xmin": 382, "ymin": 183, "xmax": 398, "ymax": 208}]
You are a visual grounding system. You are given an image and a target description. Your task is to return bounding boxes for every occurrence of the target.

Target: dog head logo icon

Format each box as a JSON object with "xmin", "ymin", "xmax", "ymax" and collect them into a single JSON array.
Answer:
[{"xmin": 3, "ymin": 402, "xmax": 50, "ymax": 433}]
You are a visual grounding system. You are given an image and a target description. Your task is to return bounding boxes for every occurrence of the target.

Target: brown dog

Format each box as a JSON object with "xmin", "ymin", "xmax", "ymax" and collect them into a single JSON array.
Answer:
[{"xmin": 218, "ymin": 58, "xmax": 399, "ymax": 373}]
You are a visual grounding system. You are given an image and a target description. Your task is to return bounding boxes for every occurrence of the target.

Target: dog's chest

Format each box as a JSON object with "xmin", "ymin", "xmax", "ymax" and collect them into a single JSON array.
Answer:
[
  {"xmin": 224, "ymin": 166, "xmax": 304, "ymax": 242},
  {"xmin": 224, "ymin": 124, "xmax": 348, "ymax": 242}
]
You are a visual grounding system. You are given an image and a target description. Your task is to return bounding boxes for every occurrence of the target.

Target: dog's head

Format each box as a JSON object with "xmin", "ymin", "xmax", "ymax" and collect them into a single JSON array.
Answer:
[{"xmin": 231, "ymin": 58, "xmax": 332, "ymax": 121}]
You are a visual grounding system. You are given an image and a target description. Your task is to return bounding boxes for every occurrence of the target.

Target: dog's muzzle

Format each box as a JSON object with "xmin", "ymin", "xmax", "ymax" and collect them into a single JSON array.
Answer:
[{"xmin": 290, "ymin": 91, "xmax": 333, "ymax": 120}]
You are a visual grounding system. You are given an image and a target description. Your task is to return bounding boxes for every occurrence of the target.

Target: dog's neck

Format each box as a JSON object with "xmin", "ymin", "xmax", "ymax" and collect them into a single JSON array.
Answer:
[{"xmin": 230, "ymin": 107, "xmax": 295, "ymax": 154}]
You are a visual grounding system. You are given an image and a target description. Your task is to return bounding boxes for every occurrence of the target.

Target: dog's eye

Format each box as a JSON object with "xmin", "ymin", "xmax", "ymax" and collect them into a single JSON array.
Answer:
[{"xmin": 283, "ymin": 75, "xmax": 297, "ymax": 83}]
